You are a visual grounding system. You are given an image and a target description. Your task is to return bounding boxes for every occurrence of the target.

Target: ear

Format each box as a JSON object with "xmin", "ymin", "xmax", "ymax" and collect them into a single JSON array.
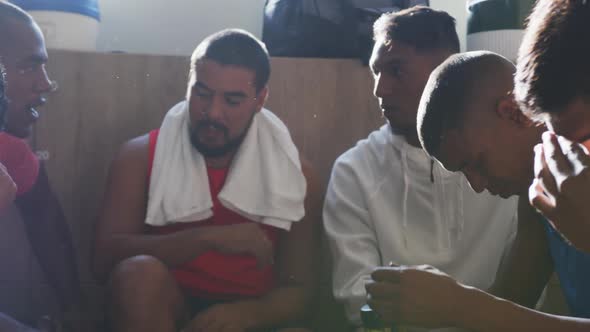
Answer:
[
  {"xmin": 254, "ymin": 86, "xmax": 269, "ymax": 113},
  {"xmin": 495, "ymin": 95, "xmax": 535, "ymax": 128}
]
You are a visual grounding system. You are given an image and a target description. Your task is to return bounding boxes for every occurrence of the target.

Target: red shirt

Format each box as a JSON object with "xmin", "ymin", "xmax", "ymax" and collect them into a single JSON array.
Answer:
[{"xmin": 147, "ymin": 130, "xmax": 279, "ymax": 300}]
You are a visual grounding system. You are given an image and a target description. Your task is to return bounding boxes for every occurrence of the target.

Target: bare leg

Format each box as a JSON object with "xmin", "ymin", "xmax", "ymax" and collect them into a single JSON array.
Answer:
[{"xmin": 107, "ymin": 255, "xmax": 185, "ymax": 332}]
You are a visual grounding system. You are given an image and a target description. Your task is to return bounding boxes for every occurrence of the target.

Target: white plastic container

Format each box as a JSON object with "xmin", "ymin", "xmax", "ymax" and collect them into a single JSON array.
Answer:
[
  {"xmin": 10, "ymin": 0, "xmax": 100, "ymax": 51},
  {"xmin": 28, "ymin": 11, "xmax": 99, "ymax": 51},
  {"xmin": 466, "ymin": 0, "xmax": 534, "ymax": 62}
]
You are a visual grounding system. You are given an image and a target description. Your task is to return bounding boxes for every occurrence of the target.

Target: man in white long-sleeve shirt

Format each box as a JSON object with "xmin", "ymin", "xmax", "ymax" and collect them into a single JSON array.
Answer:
[{"xmin": 323, "ymin": 7, "xmax": 518, "ymax": 330}]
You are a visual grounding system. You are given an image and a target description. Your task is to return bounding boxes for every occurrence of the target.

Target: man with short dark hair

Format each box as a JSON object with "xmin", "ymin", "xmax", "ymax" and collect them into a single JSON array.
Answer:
[
  {"xmin": 323, "ymin": 7, "xmax": 518, "ymax": 330},
  {"xmin": 515, "ymin": 0, "xmax": 590, "ymax": 254},
  {"xmin": 0, "ymin": 1, "xmax": 80, "ymax": 330},
  {"xmin": 93, "ymin": 29, "xmax": 319, "ymax": 332},
  {"xmin": 364, "ymin": 49, "xmax": 590, "ymax": 331}
]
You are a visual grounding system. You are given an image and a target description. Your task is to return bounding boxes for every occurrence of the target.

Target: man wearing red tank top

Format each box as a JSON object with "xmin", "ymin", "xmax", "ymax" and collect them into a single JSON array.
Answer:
[{"xmin": 93, "ymin": 29, "xmax": 320, "ymax": 332}]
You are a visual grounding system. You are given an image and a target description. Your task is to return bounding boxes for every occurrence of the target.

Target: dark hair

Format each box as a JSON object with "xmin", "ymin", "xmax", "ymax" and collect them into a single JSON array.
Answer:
[
  {"xmin": 0, "ymin": 1, "xmax": 33, "ymax": 24},
  {"xmin": 514, "ymin": 0, "xmax": 590, "ymax": 121},
  {"xmin": 190, "ymin": 29, "xmax": 270, "ymax": 93},
  {"xmin": 373, "ymin": 6, "xmax": 460, "ymax": 54},
  {"xmin": 0, "ymin": 62, "xmax": 6, "ymax": 129},
  {"xmin": 418, "ymin": 51, "xmax": 514, "ymax": 156}
]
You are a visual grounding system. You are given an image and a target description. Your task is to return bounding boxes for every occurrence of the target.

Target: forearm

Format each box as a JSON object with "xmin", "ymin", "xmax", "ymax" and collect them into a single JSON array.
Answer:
[
  {"xmin": 94, "ymin": 226, "xmax": 217, "ymax": 280},
  {"xmin": 458, "ymin": 285, "xmax": 590, "ymax": 331}
]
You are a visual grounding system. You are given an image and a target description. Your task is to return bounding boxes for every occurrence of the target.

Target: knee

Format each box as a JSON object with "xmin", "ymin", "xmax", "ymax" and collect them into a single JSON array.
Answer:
[{"xmin": 107, "ymin": 255, "xmax": 172, "ymax": 299}]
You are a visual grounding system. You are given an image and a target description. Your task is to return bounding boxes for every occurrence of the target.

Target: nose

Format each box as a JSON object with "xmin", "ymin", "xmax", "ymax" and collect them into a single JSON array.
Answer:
[
  {"xmin": 373, "ymin": 72, "xmax": 393, "ymax": 99},
  {"xmin": 34, "ymin": 65, "xmax": 56, "ymax": 94},
  {"xmin": 201, "ymin": 94, "xmax": 225, "ymax": 121},
  {"xmin": 464, "ymin": 170, "xmax": 487, "ymax": 194}
]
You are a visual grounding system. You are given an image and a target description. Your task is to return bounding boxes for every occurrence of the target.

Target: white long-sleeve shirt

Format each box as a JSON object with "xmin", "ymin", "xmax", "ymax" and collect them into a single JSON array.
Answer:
[{"xmin": 323, "ymin": 125, "xmax": 517, "ymax": 331}]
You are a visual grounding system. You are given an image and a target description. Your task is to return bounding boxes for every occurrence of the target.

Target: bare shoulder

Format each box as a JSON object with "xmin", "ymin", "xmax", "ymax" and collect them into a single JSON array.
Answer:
[
  {"xmin": 114, "ymin": 134, "xmax": 150, "ymax": 167},
  {"xmin": 105, "ymin": 134, "xmax": 152, "ymax": 183},
  {"xmin": 98, "ymin": 133, "xmax": 153, "ymax": 229},
  {"xmin": 102, "ymin": 133, "xmax": 152, "ymax": 202}
]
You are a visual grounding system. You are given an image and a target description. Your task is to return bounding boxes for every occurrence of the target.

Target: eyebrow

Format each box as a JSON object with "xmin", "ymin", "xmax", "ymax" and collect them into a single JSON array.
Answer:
[
  {"xmin": 194, "ymin": 81, "xmax": 247, "ymax": 99},
  {"xmin": 224, "ymin": 91, "xmax": 247, "ymax": 99},
  {"xmin": 371, "ymin": 58, "xmax": 403, "ymax": 74},
  {"xmin": 194, "ymin": 81, "xmax": 212, "ymax": 92}
]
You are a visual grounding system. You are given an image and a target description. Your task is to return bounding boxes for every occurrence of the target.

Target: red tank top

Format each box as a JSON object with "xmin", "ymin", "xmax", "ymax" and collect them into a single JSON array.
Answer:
[{"xmin": 147, "ymin": 129, "xmax": 280, "ymax": 300}]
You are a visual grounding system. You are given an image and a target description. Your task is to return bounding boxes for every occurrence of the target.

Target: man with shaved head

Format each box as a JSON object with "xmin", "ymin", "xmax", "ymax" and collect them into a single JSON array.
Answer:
[
  {"xmin": 0, "ymin": 1, "xmax": 81, "ymax": 330},
  {"xmin": 419, "ymin": 51, "xmax": 542, "ymax": 198},
  {"xmin": 366, "ymin": 50, "xmax": 590, "ymax": 331}
]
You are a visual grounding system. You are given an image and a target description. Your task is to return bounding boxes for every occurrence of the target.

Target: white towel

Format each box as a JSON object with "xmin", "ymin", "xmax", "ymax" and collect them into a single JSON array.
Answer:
[{"xmin": 145, "ymin": 101, "xmax": 306, "ymax": 231}]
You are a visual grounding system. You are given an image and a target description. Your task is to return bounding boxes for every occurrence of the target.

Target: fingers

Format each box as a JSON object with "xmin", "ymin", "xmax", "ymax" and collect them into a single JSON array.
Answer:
[
  {"xmin": 371, "ymin": 267, "xmax": 403, "ymax": 283},
  {"xmin": 542, "ymin": 132, "xmax": 572, "ymax": 179},
  {"xmin": 366, "ymin": 280, "xmax": 400, "ymax": 299},
  {"xmin": 535, "ymin": 141, "xmax": 559, "ymax": 196},
  {"xmin": 561, "ymin": 139, "xmax": 590, "ymax": 172},
  {"xmin": 529, "ymin": 178, "xmax": 555, "ymax": 219}
]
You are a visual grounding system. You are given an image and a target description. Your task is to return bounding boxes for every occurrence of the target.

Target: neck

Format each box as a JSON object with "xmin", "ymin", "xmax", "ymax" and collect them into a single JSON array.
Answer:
[
  {"xmin": 390, "ymin": 125, "xmax": 421, "ymax": 147},
  {"xmin": 205, "ymin": 151, "xmax": 236, "ymax": 169},
  {"xmin": 404, "ymin": 133, "xmax": 422, "ymax": 148}
]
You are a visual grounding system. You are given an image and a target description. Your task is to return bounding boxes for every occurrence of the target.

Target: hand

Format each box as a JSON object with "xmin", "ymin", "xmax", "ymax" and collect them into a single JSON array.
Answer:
[
  {"xmin": 530, "ymin": 131, "xmax": 590, "ymax": 252},
  {"xmin": 183, "ymin": 302, "xmax": 257, "ymax": 332},
  {"xmin": 0, "ymin": 162, "xmax": 16, "ymax": 212},
  {"xmin": 208, "ymin": 223, "xmax": 274, "ymax": 268},
  {"xmin": 365, "ymin": 264, "xmax": 464, "ymax": 328}
]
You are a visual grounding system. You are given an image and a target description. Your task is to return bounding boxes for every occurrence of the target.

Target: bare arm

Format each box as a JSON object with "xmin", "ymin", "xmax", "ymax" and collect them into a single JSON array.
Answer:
[
  {"xmin": 93, "ymin": 135, "xmax": 273, "ymax": 281},
  {"xmin": 459, "ymin": 285, "xmax": 590, "ymax": 332},
  {"xmin": 367, "ymin": 264, "xmax": 588, "ymax": 332},
  {"xmin": 489, "ymin": 196, "xmax": 554, "ymax": 307}
]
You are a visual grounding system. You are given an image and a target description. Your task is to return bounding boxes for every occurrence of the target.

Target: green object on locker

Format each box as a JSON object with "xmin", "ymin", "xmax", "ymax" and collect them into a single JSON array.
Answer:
[{"xmin": 467, "ymin": 0, "xmax": 535, "ymax": 34}]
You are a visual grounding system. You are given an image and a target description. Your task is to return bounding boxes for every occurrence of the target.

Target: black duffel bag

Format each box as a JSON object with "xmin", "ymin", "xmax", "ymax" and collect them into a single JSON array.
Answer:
[{"xmin": 263, "ymin": 0, "xmax": 429, "ymax": 62}]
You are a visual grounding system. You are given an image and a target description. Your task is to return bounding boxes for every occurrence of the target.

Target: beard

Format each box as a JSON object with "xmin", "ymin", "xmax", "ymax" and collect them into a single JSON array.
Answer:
[{"xmin": 189, "ymin": 114, "xmax": 255, "ymax": 158}]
